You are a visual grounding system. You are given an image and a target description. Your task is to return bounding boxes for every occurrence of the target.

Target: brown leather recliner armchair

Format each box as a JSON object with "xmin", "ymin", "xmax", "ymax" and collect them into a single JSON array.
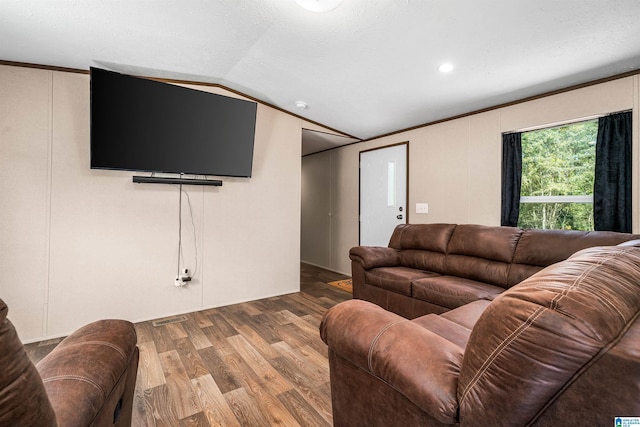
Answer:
[
  {"xmin": 0, "ymin": 298, "xmax": 139, "ymax": 426},
  {"xmin": 321, "ymin": 243, "xmax": 640, "ymax": 426}
]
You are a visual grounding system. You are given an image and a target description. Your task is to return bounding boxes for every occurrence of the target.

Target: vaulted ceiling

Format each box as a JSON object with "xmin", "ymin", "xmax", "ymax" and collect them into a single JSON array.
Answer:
[{"xmin": 2, "ymin": 0, "xmax": 640, "ymax": 151}]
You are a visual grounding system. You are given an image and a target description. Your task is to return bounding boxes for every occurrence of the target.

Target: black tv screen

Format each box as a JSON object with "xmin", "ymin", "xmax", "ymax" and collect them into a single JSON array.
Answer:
[{"xmin": 90, "ymin": 67, "xmax": 257, "ymax": 177}]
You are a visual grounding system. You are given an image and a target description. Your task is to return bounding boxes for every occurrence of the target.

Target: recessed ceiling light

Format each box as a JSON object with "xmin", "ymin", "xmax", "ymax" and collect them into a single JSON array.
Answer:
[
  {"xmin": 295, "ymin": 101, "xmax": 308, "ymax": 110},
  {"xmin": 295, "ymin": 0, "xmax": 344, "ymax": 13},
  {"xmin": 438, "ymin": 63, "xmax": 454, "ymax": 73}
]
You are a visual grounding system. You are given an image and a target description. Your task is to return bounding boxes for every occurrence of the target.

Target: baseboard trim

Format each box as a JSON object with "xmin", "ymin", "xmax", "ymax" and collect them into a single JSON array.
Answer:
[{"xmin": 300, "ymin": 260, "xmax": 350, "ymax": 277}]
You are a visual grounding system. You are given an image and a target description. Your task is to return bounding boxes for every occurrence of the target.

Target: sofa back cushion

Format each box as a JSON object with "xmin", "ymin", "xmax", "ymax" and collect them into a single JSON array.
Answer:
[
  {"xmin": 387, "ymin": 223, "xmax": 639, "ymax": 289},
  {"xmin": 389, "ymin": 223, "xmax": 456, "ymax": 251},
  {"xmin": 507, "ymin": 228, "xmax": 640, "ymax": 286},
  {"xmin": 390, "ymin": 224, "xmax": 456, "ymax": 273},
  {"xmin": 457, "ymin": 245, "xmax": 640, "ymax": 426},
  {"xmin": 399, "ymin": 249, "xmax": 448, "ymax": 273},
  {"xmin": 444, "ymin": 224, "xmax": 522, "ymax": 288}
]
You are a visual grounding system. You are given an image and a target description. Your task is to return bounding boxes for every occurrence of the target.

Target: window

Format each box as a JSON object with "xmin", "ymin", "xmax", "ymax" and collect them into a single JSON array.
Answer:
[
  {"xmin": 518, "ymin": 120, "xmax": 597, "ymax": 231},
  {"xmin": 502, "ymin": 111, "xmax": 631, "ymax": 232}
]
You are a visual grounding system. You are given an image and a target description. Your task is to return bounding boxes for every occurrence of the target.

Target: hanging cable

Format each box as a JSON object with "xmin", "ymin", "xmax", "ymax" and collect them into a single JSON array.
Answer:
[
  {"xmin": 180, "ymin": 186, "xmax": 198, "ymax": 277},
  {"xmin": 177, "ymin": 183, "xmax": 183, "ymax": 280}
]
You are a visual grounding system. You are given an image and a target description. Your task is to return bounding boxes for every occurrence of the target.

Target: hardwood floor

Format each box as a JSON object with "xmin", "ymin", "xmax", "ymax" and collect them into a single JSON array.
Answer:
[{"xmin": 25, "ymin": 262, "xmax": 351, "ymax": 426}]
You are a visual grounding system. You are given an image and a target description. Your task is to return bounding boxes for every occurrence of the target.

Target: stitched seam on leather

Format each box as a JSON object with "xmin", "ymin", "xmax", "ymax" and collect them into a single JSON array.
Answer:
[
  {"xmin": 460, "ymin": 306, "xmax": 546, "ymax": 404},
  {"xmin": 461, "ymin": 247, "xmax": 638, "ymax": 412},
  {"xmin": 413, "ymin": 285, "xmax": 500, "ymax": 299},
  {"xmin": 367, "ymin": 320, "xmax": 404, "ymax": 372},
  {"xmin": 71, "ymin": 340, "xmax": 127, "ymax": 359},
  {"xmin": 461, "ymin": 248, "xmax": 635, "ymax": 407},
  {"xmin": 42, "ymin": 375, "xmax": 106, "ymax": 396},
  {"xmin": 586, "ymin": 248, "xmax": 640, "ymax": 323},
  {"xmin": 544, "ymin": 249, "xmax": 624, "ymax": 325},
  {"xmin": 525, "ymin": 308, "xmax": 640, "ymax": 427},
  {"xmin": 560, "ymin": 251, "xmax": 628, "ymax": 323},
  {"xmin": 338, "ymin": 350, "xmax": 458, "ymax": 424}
]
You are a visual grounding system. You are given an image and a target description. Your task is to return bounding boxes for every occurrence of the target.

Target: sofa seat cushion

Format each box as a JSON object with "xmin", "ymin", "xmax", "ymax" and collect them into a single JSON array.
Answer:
[
  {"xmin": 412, "ymin": 314, "xmax": 473, "ymax": 348},
  {"xmin": 440, "ymin": 300, "xmax": 491, "ymax": 329},
  {"xmin": 365, "ymin": 267, "xmax": 439, "ymax": 296},
  {"xmin": 412, "ymin": 276, "xmax": 503, "ymax": 309}
]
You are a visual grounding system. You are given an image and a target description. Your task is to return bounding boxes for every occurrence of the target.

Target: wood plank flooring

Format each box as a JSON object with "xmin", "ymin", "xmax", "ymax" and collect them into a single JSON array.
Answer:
[{"xmin": 25, "ymin": 262, "xmax": 351, "ymax": 426}]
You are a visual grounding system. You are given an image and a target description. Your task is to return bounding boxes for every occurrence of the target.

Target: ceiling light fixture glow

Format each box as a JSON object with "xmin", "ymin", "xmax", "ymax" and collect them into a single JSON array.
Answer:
[
  {"xmin": 438, "ymin": 63, "xmax": 454, "ymax": 73},
  {"xmin": 295, "ymin": 101, "xmax": 308, "ymax": 110},
  {"xmin": 295, "ymin": 0, "xmax": 344, "ymax": 13}
]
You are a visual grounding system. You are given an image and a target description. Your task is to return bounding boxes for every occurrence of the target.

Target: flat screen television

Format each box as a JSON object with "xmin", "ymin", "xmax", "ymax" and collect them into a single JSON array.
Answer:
[{"xmin": 90, "ymin": 67, "xmax": 257, "ymax": 178}]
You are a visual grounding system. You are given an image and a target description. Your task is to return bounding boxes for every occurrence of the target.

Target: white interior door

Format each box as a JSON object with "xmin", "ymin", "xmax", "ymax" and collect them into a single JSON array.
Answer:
[{"xmin": 360, "ymin": 143, "xmax": 407, "ymax": 246}]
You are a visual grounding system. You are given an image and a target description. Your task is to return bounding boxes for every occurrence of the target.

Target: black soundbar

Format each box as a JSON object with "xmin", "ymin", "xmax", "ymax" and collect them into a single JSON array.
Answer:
[{"xmin": 132, "ymin": 176, "xmax": 223, "ymax": 186}]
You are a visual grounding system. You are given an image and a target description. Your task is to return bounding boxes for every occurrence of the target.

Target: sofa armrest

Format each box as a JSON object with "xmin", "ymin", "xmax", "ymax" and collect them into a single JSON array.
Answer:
[
  {"xmin": 320, "ymin": 300, "xmax": 462, "ymax": 424},
  {"xmin": 37, "ymin": 319, "xmax": 139, "ymax": 426},
  {"xmin": 349, "ymin": 246, "xmax": 400, "ymax": 269}
]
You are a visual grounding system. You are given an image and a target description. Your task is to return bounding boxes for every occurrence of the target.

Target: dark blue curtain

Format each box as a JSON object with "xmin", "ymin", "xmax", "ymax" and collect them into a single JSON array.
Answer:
[
  {"xmin": 501, "ymin": 132, "xmax": 522, "ymax": 227},
  {"xmin": 594, "ymin": 111, "xmax": 632, "ymax": 232}
]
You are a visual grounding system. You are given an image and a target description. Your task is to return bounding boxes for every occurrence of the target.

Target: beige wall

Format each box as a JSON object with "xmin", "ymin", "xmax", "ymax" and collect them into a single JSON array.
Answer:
[
  {"xmin": 301, "ymin": 151, "xmax": 331, "ymax": 267},
  {"xmin": 301, "ymin": 75, "xmax": 640, "ymax": 275},
  {"xmin": 0, "ymin": 64, "xmax": 323, "ymax": 342}
]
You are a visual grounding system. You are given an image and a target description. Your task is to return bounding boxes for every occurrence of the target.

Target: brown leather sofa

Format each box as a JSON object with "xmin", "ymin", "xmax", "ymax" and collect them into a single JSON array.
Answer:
[
  {"xmin": 321, "ymin": 241, "xmax": 640, "ymax": 426},
  {"xmin": 0, "ymin": 298, "xmax": 139, "ymax": 426},
  {"xmin": 350, "ymin": 223, "xmax": 640, "ymax": 318}
]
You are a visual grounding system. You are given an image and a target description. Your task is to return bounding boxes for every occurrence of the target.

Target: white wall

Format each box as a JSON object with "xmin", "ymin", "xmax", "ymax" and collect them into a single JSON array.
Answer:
[
  {"xmin": 301, "ymin": 75, "xmax": 640, "ymax": 275},
  {"xmin": 0, "ymin": 64, "xmax": 326, "ymax": 342}
]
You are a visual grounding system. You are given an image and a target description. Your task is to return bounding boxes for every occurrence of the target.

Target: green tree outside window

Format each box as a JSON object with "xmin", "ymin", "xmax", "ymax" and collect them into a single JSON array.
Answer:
[{"xmin": 518, "ymin": 120, "xmax": 597, "ymax": 230}]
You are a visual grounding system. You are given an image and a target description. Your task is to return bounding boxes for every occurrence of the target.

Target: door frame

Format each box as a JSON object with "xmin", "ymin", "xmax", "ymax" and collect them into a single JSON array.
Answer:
[{"xmin": 359, "ymin": 141, "xmax": 410, "ymax": 245}]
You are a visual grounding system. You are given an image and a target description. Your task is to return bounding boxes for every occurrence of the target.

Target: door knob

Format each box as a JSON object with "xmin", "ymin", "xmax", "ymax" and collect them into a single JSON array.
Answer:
[{"xmin": 397, "ymin": 214, "xmax": 403, "ymax": 220}]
